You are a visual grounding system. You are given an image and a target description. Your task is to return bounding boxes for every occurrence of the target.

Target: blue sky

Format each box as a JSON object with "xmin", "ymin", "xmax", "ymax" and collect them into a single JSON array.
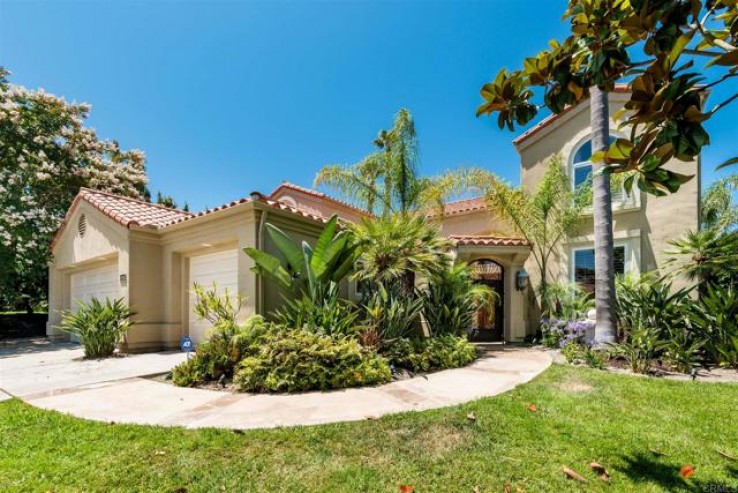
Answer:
[{"xmin": 1, "ymin": 0, "xmax": 736, "ymax": 211}]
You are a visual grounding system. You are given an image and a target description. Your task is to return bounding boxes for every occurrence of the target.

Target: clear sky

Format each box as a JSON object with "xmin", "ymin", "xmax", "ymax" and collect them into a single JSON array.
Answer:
[{"xmin": 1, "ymin": 0, "xmax": 736, "ymax": 211}]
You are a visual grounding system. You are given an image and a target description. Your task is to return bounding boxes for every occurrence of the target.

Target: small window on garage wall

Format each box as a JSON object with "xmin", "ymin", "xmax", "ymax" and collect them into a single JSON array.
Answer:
[{"xmin": 77, "ymin": 214, "xmax": 87, "ymax": 237}]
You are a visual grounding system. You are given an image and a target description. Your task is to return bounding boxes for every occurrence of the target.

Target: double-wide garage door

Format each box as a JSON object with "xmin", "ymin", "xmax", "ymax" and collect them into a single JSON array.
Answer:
[{"xmin": 188, "ymin": 250, "xmax": 239, "ymax": 343}]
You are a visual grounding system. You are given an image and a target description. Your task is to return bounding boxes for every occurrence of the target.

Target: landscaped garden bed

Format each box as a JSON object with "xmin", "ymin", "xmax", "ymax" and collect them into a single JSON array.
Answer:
[{"xmin": 170, "ymin": 214, "xmax": 486, "ymax": 393}]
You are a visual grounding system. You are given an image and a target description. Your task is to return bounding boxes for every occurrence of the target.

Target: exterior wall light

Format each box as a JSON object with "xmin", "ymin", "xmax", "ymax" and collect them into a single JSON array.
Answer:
[
  {"xmin": 119, "ymin": 274, "xmax": 128, "ymax": 287},
  {"xmin": 515, "ymin": 268, "xmax": 529, "ymax": 291}
]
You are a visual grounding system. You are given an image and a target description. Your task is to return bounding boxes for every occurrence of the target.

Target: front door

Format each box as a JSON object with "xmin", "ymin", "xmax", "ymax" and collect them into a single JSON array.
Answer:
[{"xmin": 468, "ymin": 259, "xmax": 504, "ymax": 342}]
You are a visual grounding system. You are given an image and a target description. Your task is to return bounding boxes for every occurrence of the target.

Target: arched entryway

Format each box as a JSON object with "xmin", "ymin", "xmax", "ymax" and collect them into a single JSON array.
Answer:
[{"xmin": 468, "ymin": 259, "xmax": 505, "ymax": 342}]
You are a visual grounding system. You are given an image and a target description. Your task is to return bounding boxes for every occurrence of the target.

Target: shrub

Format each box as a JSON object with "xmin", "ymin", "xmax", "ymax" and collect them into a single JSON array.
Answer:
[
  {"xmin": 383, "ymin": 336, "xmax": 477, "ymax": 373},
  {"xmin": 233, "ymin": 330, "xmax": 392, "ymax": 393},
  {"xmin": 609, "ymin": 326, "xmax": 664, "ymax": 374},
  {"xmin": 171, "ymin": 314, "xmax": 270, "ymax": 387},
  {"xmin": 561, "ymin": 341, "xmax": 604, "ymax": 369},
  {"xmin": 687, "ymin": 284, "xmax": 738, "ymax": 369},
  {"xmin": 422, "ymin": 263, "xmax": 497, "ymax": 337},
  {"xmin": 59, "ymin": 298, "xmax": 134, "ymax": 358},
  {"xmin": 273, "ymin": 282, "xmax": 360, "ymax": 336},
  {"xmin": 361, "ymin": 284, "xmax": 424, "ymax": 344},
  {"xmin": 172, "ymin": 286, "xmax": 269, "ymax": 387}
]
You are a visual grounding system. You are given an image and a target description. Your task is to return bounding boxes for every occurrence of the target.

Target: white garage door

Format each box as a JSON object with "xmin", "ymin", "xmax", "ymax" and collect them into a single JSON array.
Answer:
[
  {"xmin": 70, "ymin": 264, "xmax": 119, "ymax": 309},
  {"xmin": 188, "ymin": 249, "xmax": 239, "ymax": 343}
]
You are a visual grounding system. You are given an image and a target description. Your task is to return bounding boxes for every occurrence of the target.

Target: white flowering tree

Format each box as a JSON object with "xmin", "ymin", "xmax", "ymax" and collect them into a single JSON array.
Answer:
[{"xmin": 0, "ymin": 68, "xmax": 148, "ymax": 311}]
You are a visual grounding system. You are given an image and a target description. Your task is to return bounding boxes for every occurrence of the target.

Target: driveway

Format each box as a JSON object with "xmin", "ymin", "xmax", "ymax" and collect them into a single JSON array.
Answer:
[{"xmin": 0, "ymin": 340, "xmax": 552, "ymax": 430}]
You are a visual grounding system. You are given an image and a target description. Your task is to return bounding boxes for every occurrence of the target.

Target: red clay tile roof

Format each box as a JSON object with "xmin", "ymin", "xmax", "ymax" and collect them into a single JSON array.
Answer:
[
  {"xmin": 79, "ymin": 188, "xmax": 194, "ymax": 227},
  {"xmin": 450, "ymin": 235, "xmax": 529, "ymax": 247},
  {"xmin": 437, "ymin": 197, "xmax": 487, "ymax": 216},
  {"xmin": 51, "ymin": 188, "xmax": 195, "ymax": 247},
  {"xmin": 513, "ymin": 84, "xmax": 631, "ymax": 147},
  {"xmin": 269, "ymin": 182, "xmax": 370, "ymax": 216}
]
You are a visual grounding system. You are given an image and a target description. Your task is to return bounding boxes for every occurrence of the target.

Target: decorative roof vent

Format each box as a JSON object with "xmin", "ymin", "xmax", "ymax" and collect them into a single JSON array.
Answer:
[{"xmin": 77, "ymin": 214, "xmax": 87, "ymax": 238}]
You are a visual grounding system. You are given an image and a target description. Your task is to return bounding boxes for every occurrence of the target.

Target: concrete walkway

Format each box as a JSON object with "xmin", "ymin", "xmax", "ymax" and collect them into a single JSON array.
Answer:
[{"xmin": 0, "ymin": 341, "xmax": 551, "ymax": 430}]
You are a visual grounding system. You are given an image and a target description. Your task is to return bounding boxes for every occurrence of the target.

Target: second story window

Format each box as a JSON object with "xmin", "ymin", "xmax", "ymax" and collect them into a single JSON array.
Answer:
[{"xmin": 571, "ymin": 136, "xmax": 630, "ymax": 203}]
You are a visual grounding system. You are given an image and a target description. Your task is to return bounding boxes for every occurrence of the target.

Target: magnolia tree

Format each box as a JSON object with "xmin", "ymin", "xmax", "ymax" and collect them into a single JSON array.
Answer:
[
  {"xmin": 0, "ymin": 68, "xmax": 148, "ymax": 310},
  {"xmin": 477, "ymin": 0, "xmax": 738, "ymax": 343}
]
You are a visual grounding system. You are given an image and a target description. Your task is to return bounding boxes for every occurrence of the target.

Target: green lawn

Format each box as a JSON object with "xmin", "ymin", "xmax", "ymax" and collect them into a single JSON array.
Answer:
[{"xmin": 1, "ymin": 365, "xmax": 737, "ymax": 492}]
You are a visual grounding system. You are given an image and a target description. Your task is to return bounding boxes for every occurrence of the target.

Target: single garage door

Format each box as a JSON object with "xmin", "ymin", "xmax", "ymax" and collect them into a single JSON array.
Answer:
[
  {"xmin": 188, "ymin": 249, "xmax": 239, "ymax": 343},
  {"xmin": 70, "ymin": 264, "xmax": 120, "ymax": 309}
]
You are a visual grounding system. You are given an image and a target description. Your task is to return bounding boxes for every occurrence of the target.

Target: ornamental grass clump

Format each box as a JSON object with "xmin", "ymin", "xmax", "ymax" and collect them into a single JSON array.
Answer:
[{"xmin": 59, "ymin": 297, "xmax": 134, "ymax": 359}]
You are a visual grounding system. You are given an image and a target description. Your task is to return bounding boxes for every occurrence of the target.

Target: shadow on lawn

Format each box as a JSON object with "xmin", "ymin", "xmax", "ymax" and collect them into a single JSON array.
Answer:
[{"xmin": 617, "ymin": 452, "xmax": 717, "ymax": 492}]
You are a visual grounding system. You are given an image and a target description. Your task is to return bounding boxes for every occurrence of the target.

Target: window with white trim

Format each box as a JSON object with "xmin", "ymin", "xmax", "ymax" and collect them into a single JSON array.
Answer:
[
  {"xmin": 572, "ymin": 245, "xmax": 626, "ymax": 292},
  {"xmin": 572, "ymin": 136, "xmax": 628, "ymax": 203}
]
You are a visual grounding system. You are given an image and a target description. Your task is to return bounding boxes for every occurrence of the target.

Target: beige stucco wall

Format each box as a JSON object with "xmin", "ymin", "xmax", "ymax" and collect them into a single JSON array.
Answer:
[
  {"xmin": 516, "ymin": 91, "xmax": 700, "ymax": 316},
  {"xmin": 439, "ymin": 209, "xmax": 512, "ymax": 237},
  {"xmin": 47, "ymin": 202, "xmax": 130, "ymax": 339}
]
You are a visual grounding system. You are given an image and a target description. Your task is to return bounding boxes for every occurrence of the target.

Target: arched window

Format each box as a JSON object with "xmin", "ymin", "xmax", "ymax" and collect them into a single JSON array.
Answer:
[{"xmin": 571, "ymin": 135, "xmax": 625, "ymax": 201}]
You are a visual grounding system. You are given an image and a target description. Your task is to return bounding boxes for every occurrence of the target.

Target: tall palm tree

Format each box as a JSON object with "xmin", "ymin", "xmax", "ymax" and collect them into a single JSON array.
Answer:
[
  {"xmin": 590, "ymin": 86, "xmax": 617, "ymax": 345},
  {"xmin": 315, "ymin": 108, "xmax": 466, "ymax": 217},
  {"xmin": 469, "ymin": 155, "xmax": 588, "ymax": 316}
]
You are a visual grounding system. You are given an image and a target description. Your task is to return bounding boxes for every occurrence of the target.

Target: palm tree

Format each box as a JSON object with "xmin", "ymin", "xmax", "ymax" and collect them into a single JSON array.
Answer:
[
  {"xmin": 666, "ymin": 229, "xmax": 738, "ymax": 290},
  {"xmin": 315, "ymin": 108, "xmax": 466, "ymax": 217},
  {"xmin": 469, "ymin": 155, "xmax": 588, "ymax": 316},
  {"xmin": 590, "ymin": 86, "xmax": 617, "ymax": 345},
  {"xmin": 701, "ymin": 174, "xmax": 738, "ymax": 233},
  {"xmin": 351, "ymin": 214, "xmax": 451, "ymax": 296}
]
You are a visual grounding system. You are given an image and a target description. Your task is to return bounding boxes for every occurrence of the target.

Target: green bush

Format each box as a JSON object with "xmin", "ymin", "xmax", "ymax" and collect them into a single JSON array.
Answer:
[
  {"xmin": 383, "ymin": 336, "xmax": 477, "ymax": 373},
  {"xmin": 233, "ymin": 330, "xmax": 392, "ymax": 393},
  {"xmin": 273, "ymin": 281, "xmax": 360, "ymax": 336},
  {"xmin": 687, "ymin": 284, "xmax": 738, "ymax": 369},
  {"xmin": 361, "ymin": 284, "xmax": 424, "ymax": 343},
  {"xmin": 171, "ymin": 315, "xmax": 269, "ymax": 387},
  {"xmin": 422, "ymin": 263, "xmax": 497, "ymax": 337},
  {"xmin": 59, "ymin": 298, "xmax": 134, "ymax": 358},
  {"xmin": 609, "ymin": 326, "xmax": 664, "ymax": 374},
  {"xmin": 172, "ymin": 286, "xmax": 269, "ymax": 387},
  {"xmin": 561, "ymin": 342, "xmax": 605, "ymax": 369}
]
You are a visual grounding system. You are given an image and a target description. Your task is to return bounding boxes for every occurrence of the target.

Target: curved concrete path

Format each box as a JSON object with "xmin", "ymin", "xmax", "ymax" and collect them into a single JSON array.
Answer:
[{"xmin": 0, "ymin": 340, "xmax": 551, "ymax": 430}]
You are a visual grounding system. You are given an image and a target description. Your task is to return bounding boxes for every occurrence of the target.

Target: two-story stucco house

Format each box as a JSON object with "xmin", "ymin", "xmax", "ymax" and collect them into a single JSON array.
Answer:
[{"xmin": 47, "ymin": 90, "xmax": 699, "ymax": 351}]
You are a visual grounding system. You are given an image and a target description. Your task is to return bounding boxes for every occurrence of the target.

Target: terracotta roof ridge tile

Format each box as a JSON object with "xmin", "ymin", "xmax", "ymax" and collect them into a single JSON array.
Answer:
[{"xmin": 79, "ymin": 187, "xmax": 195, "ymax": 216}]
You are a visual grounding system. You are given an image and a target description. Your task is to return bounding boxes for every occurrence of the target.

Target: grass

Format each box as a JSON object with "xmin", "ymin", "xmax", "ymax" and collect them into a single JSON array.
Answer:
[{"xmin": 1, "ymin": 364, "xmax": 737, "ymax": 492}]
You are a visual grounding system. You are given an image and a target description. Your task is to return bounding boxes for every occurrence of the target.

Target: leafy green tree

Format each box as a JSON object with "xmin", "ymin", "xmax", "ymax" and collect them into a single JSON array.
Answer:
[
  {"xmin": 315, "ymin": 108, "xmax": 466, "ymax": 216},
  {"xmin": 470, "ymin": 156, "xmax": 589, "ymax": 316},
  {"xmin": 476, "ymin": 0, "xmax": 738, "ymax": 344},
  {"xmin": 0, "ymin": 68, "xmax": 147, "ymax": 310}
]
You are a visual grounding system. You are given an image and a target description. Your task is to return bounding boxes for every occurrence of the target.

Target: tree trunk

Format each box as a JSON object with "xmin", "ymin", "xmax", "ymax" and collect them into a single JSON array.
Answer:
[
  {"xmin": 401, "ymin": 269, "xmax": 416, "ymax": 298},
  {"xmin": 590, "ymin": 86, "xmax": 617, "ymax": 344}
]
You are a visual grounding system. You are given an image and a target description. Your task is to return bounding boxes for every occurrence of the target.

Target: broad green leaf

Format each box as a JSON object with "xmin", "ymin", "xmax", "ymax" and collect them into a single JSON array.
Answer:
[
  {"xmin": 243, "ymin": 247, "xmax": 293, "ymax": 290},
  {"xmin": 266, "ymin": 223, "xmax": 304, "ymax": 275},
  {"xmin": 310, "ymin": 215, "xmax": 340, "ymax": 279}
]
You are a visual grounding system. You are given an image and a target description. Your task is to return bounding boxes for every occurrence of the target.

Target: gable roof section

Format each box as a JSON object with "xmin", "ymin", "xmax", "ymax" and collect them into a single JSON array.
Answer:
[
  {"xmin": 51, "ymin": 188, "xmax": 195, "ymax": 247},
  {"xmin": 52, "ymin": 187, "xmax": 338, "ymax": 248},
  {"xmin": 269, "ymin": 182, "xmax": 370, "ymax": 217}
]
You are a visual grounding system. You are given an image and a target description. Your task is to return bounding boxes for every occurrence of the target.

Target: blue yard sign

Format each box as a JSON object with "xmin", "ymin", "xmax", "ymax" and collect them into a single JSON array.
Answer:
[{"xmin": 180, "ymin": 336, "xmax": 194, "ymax": 353}]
